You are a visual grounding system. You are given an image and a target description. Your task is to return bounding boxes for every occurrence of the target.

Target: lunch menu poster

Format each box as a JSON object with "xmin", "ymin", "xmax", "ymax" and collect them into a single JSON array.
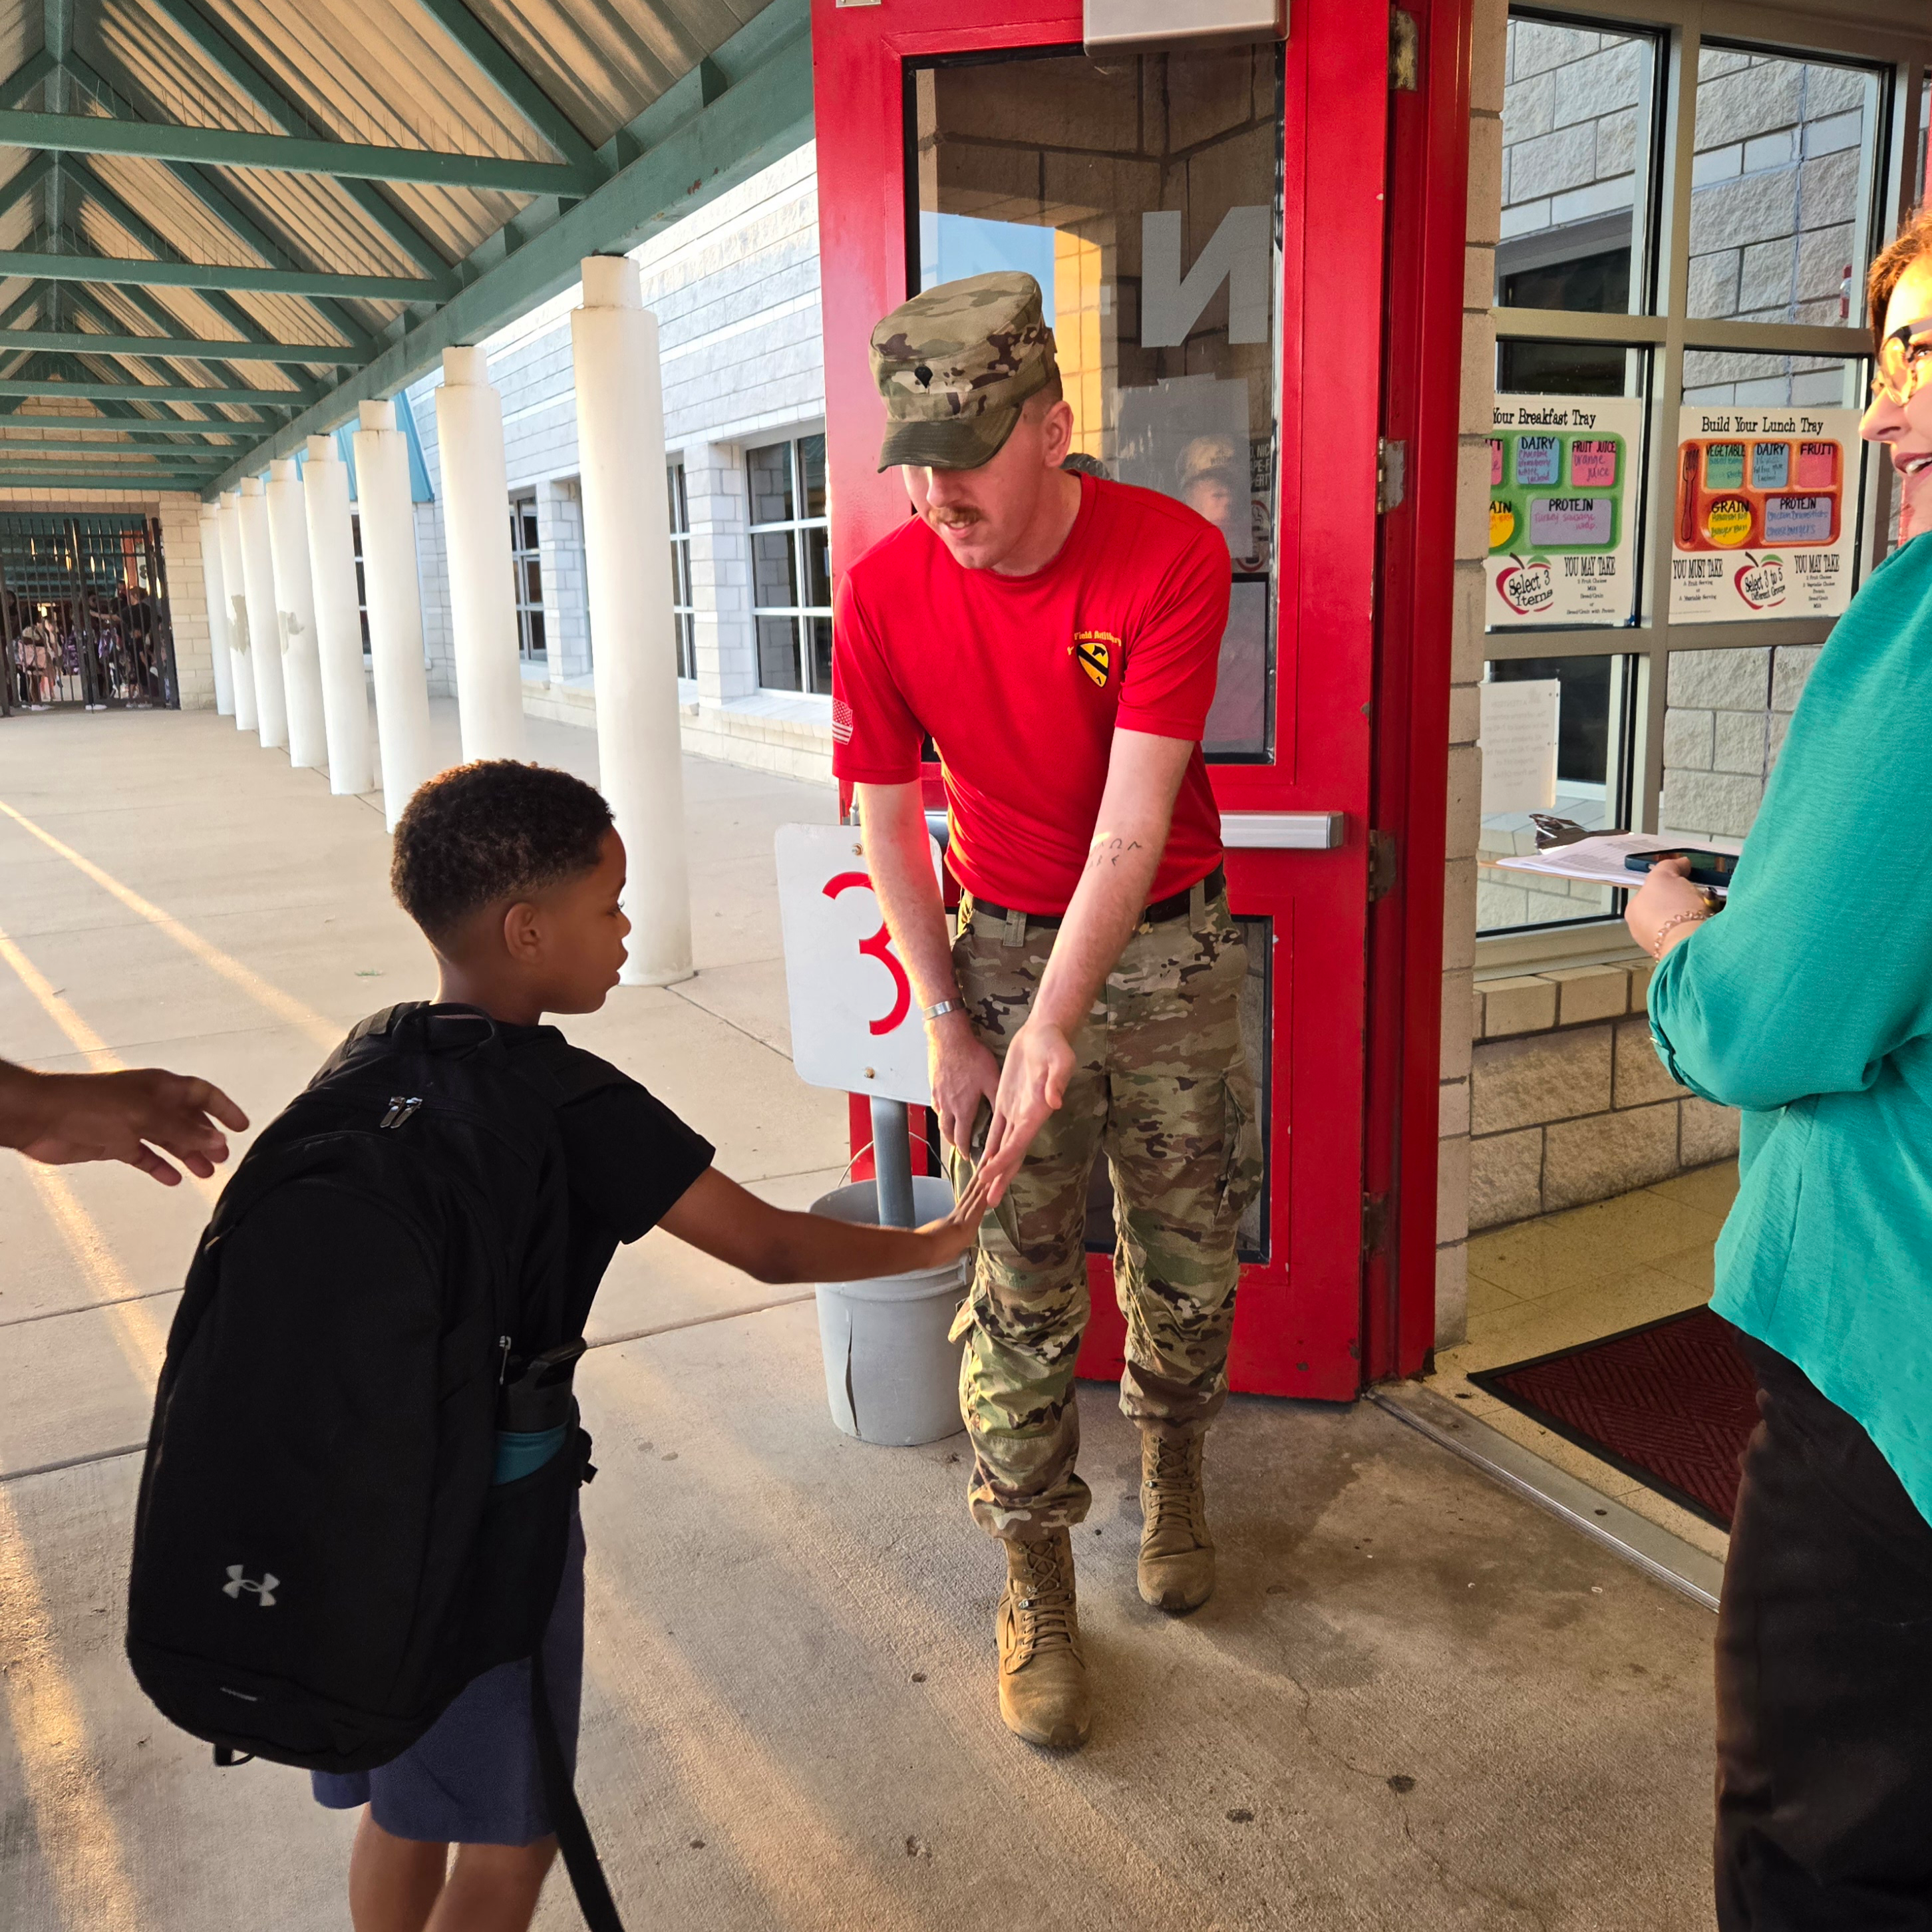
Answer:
[
  {"xmin": 1669, "ymin": 406, "xmax": 1861, "ymax": 623},
  {"xmin": 1487, "ymin": 397, "xmax": 1643, "ymax": 629}
]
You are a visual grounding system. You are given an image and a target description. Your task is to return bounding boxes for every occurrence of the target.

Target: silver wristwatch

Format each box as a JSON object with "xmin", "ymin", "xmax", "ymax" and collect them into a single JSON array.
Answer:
[{"xmin": 923, "ymin": 999, "xmax": 961, "ymax": 1022}]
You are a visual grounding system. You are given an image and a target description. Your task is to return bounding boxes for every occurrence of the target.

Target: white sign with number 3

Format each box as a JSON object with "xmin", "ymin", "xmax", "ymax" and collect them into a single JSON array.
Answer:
[{"xmin": 774, "ymin": 822, "xmax": 945, "ymax": 1108}]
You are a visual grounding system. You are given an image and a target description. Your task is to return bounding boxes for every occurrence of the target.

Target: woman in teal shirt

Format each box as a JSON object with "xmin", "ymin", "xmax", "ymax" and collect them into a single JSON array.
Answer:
[{"xmin": 1629, "ymin": 210, "xmax": 1932, "ymax": 1930}]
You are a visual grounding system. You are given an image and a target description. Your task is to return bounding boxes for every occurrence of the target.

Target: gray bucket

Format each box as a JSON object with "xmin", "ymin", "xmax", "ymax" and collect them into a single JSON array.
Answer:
[{"xmin": 812, "ymin": 1176, "xmax": 969, "ymax": 1447}]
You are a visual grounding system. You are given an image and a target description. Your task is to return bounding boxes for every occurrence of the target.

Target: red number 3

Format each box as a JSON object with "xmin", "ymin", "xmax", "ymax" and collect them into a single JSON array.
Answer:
[{"xmin": 824, "ymin": 872, "xmax": 911, "ymax": 1037}]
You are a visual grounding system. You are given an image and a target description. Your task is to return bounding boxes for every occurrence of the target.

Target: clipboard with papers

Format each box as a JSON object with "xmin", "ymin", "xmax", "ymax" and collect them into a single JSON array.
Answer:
[{"xmin": 1488, "ymin": 830, "xmax": 1745, "ymax": 899}]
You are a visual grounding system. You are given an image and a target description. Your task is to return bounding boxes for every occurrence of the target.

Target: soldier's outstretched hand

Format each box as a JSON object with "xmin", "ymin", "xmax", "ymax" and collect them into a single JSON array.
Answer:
[{"xmin": 978, "ymin": 1017, "xmax": 1074, "ymax": 1204}]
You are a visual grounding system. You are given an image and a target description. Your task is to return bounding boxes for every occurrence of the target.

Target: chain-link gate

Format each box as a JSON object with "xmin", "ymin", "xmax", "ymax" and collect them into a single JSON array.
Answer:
[{"xmin": 0, "ymin": 514, "xmax": 177, "ymax": 717}]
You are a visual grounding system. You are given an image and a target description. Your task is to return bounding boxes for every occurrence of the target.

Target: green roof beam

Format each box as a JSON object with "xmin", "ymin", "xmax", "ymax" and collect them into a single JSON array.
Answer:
[
  {"xmin": 0, "ymin": 248, "xmax": 438, "ymax": 301},
  {"xmin": 0, "ymin": 430, "xmax": 238, "ymax": 451},
  {"xmin": 0, "ymin": 411, "xmax": 249, "ymax": 434},
  {"xmin": 0, "ymin": 107, "xmax": 601, "ymax": 197},
  {"xmin": 60, "ymin": 61, "xmax": 381, "ymax": 353},
  {"xmin": 206, "ymin": 0, "xmax": 812, "ymax": 495},
  {"xmin": 0, "ymin": 450, "xmax": 228, "ymax": 468},
  {"xmin": 142, "ymin": 0, "xmax": 459, "ymax": 285},
  {"xmin": 0, "ymin": 325, "xmax": 366, "ymax": 367},
  {"xmin": 408, "ymin": 0, "xmax": 602, "ymax": 174},
  {"xmin": 57, "ymin": 271, "xmax": 315, "ymax": 406},
  {"xmin": 0, "ymin": 469, "xmax": 224, "ymax": 486},
  {"xmin": 0, "ymin": 375, "xmax": 301, "ymax": 405},
  {"xmin": 0, "ymin": 49, "xmax": 55, "ymax": 109},
  {"xmin": 0, "ymin": 151, "xmax": 54, "ymax": 226}
]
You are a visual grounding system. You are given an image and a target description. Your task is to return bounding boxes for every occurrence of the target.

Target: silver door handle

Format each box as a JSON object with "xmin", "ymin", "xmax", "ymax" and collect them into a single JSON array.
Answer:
[{"xmin": 1221, "ymin": 812, "xmax": 1346, "ymax": 851}]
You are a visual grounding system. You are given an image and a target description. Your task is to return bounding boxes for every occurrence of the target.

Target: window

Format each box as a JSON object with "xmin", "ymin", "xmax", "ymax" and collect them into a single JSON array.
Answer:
[
  {"xmin": 508, "ymin": 494, "xmax": 544, "ymax": 661},
  {"xmin": 746, "ymin": 434, "xmax": 831, "ymax": 694},
  {"xmin": 909, "ymin": 43, "xmax": 1281, "ymax": 758},
  {"xmin": 668, "ymin": 460, "xmax": 695, "ymax": 681},
  {"xmin": 1481, "ymin": 8, "xmax": 1915, "ymax": 936},
  {"xmin": 349, "ymin": 512, "xmax": 370, "ymax": 653}
]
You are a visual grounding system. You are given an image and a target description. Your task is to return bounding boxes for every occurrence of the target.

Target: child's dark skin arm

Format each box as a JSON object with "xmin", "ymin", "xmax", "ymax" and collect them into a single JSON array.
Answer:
[{"xmin": 659, "ymin": 1164, "xmax": 992, "ymax": 1284}]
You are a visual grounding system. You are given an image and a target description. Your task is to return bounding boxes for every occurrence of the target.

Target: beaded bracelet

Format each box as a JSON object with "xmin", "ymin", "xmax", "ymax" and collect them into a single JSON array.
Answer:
[{"xmin": 1649, "ymin": 908, "xmax": 1710, "ymax": 958}]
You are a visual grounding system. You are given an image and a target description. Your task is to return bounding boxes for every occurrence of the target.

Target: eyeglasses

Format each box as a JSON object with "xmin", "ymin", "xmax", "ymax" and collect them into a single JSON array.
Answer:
[{"xmin": 1871, "ymin": 315, "xmax": 1932, "ymax": 407}]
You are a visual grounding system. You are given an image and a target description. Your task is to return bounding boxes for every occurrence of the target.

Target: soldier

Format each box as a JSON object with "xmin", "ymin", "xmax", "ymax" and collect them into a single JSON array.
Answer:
[{"xmin": 835, "ymin": 272, "xmax": 1261, "ymax": 1750}]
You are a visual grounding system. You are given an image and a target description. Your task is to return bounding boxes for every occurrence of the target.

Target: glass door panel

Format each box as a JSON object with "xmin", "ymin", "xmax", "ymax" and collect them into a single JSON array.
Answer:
[{"xmin": 909, "ymin": 45, "xmax": 1282, "ymax": 759}]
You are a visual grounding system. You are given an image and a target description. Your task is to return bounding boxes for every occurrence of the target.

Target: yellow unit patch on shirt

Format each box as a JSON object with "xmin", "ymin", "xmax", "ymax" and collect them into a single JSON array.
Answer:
[{"xmin": 1072, "ymin": 630, "xmax": 1116, "ymax": 688}]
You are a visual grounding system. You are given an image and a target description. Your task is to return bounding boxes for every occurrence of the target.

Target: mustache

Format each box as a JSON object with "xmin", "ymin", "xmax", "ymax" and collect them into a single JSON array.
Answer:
[{"xmin": 926, "ymin": 506, "xmax": 983, "ymax": 529}]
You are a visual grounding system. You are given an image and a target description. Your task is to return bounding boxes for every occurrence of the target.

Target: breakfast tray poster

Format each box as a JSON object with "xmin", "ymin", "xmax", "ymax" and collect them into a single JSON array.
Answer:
[
  {"xmin": 1487, "ymin": 396, "xmax": 1643, "ymax": 629},
  {"xmin": 1669, "ymin": 406, "xmax": 1861, "ymax": 623}
]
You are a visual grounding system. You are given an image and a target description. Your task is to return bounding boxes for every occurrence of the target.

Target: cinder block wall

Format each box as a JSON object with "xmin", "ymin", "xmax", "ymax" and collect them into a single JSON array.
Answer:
[
  {"xmin": 1470, "ymin": 959, "xmax": 1739, "ymax": 1230},
  {"xmin": 1662, "ymin": 643, "xmax": 1819, "ymax": 838}
]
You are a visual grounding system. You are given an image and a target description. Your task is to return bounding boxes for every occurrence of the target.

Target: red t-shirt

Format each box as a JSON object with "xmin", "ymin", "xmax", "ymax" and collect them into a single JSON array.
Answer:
[{"xmin": 832, "ymin": 474, "xmax": 1229, "ymax": 915}]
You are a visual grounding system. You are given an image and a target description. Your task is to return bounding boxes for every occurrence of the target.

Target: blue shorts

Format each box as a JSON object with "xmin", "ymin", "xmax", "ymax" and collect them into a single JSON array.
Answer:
[{"xmin": 311, "ymin": 1510, "xmax": 585, "ymax": 1847}]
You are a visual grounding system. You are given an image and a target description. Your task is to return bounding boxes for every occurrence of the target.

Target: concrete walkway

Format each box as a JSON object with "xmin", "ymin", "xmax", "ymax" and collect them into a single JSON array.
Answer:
[{"xmin": 0, "ymin": 707, "xmax": 1718, "ymax": 1930}]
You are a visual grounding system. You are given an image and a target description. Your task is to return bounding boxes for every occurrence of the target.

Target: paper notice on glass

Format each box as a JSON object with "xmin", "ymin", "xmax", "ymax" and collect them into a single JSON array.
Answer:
[
  {"xmin": 1669, "ymin": 405, "xmax": 1861, "ymax": 623},
  {"xmin": 1491, "ymin": 832, "xmax": 1744, "ymax": 897},
  {"xmin": 1479, "ymin": 679, "xmax": 1560, "ymax": 815},
  {"xmin": 1488, "ymin": 395, "xmax": 1643, "ymax": 627}
]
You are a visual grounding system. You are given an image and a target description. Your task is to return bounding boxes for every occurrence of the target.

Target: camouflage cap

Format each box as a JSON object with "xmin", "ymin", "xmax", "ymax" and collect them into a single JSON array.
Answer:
[{"xmin": 870, "ymin": 271, "xmax": 1056, "ymax": 472}]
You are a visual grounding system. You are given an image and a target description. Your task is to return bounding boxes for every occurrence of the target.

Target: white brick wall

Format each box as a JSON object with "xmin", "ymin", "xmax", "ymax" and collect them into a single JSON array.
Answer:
[
  {"xmin": 154, "ymin": 493, "xmax": 215, "ymax": 712},
  {"xmin": 402, "ymin": 142, "xmax": 831, "ymax": 778},
  {"xmin": 538, "ymin": 478, "xmax": 590, "ymax": 681},
  {"xmin": 414, "ymin": 495, "xmax": 454, "ymax": 697}
]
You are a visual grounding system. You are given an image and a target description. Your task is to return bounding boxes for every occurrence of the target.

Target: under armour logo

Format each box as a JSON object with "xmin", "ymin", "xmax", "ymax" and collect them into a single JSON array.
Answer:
[{"xmin": 224, "ymin": 1565, "xmax": 279, "ymax": 1607}]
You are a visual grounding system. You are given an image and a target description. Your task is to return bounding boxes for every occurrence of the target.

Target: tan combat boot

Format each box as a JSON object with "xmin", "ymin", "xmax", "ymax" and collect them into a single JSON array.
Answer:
[
  {"xmin": 1138, "ymin": 1432, "xmax": 1215, "ymax": 1613},
  {"xmin": 996, "ymin": 1530, "xmax": 1091, "ymax": 1749}
]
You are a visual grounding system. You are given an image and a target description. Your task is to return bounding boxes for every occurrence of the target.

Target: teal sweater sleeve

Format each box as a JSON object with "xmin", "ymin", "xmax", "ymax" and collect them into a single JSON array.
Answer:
[{"xmin": 1648, "ymin": 537, "xmax": 1932, "ymax": 1110}]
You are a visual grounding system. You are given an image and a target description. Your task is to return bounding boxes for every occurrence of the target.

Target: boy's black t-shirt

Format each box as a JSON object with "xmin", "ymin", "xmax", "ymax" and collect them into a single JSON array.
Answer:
[{"xmin": 325, "ymin": 1003, "xmax": 714, "ymax": 1333}]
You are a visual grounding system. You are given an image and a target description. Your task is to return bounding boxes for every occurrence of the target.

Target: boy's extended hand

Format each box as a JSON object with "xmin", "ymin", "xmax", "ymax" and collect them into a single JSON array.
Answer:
[
  {"xmin": 659, "ymin": 1160, "xmax": 993, "ymax": 1285},
  {"xmin": 917, "ymin": 1160, "xmax": 993, "ymax": 1269}
]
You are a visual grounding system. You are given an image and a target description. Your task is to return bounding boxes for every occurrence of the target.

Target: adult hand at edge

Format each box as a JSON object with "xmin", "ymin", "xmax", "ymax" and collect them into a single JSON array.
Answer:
[
  {"xmin": 928, "ymin": 1010, "xmax": 1000, "ymax": 1156},
  {"xmin": 12, "ymin": 1066, "xmax": 249, "ymax": 1186},
  {"xmin": 977, "ymin": 1019, "xmax": 1075, "ymax": 1204},
  {"xmin": 1624, "ymin": 855, "xmax": 1716, "ymax": 960}
]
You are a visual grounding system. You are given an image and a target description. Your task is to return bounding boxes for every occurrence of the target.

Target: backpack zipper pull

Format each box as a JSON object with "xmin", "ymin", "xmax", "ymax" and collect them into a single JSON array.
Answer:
[
  {"xmin": 498, "ymin": 1335, "xmax": 514, "ymax": 1386},
  {"xmin": 379, "ymin": 1096, "xmax": 423, "ymax": 1130}
]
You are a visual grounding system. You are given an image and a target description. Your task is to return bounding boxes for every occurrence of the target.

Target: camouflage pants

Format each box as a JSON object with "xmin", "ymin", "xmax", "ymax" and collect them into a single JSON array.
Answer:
[{"xmin": 949, "ymin": 881, "xmax": 1262, "ymax": 1543}]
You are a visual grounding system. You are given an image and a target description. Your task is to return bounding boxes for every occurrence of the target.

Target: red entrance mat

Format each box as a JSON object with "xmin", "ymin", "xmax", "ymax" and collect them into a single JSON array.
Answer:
[{"xmin": 1467, "ymin": 1307, "xmax": 1759, "ymax": 1530}]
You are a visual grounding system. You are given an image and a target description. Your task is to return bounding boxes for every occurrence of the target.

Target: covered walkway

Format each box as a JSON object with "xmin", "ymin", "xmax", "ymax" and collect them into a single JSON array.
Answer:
[{"xmin": 0, "ymin": 708, "xmax": 1720, "ymax": 1931}]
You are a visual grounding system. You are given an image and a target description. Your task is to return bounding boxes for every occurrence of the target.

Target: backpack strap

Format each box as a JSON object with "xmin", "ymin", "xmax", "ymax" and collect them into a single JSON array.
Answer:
[{"xmin": 531, "ymin": 1637, "xmax": 627, "ymax": 1932}]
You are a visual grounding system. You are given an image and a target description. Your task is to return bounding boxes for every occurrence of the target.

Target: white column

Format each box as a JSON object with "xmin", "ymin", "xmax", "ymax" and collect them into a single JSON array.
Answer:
[
  {"xmin": 353, "ymin": 399, "xmax": 436, "ymax": 829},
  {"xmin": 216, "ymin": 490, "xmax": 257, "ymax": 733},
  {"xmin": 302, "ymin": 434, "xmax": 375, "ymax": 797},
  {"xmin": 435, "ymin": 345, "xmax": 526, "ymax": 762},
  {"xmin": 266, "ymin": 458, "xmax": 327, "ymax": 771},
  {"xmin": 238, "ymin": 478, "xmax": 288, "ymax": 752},
  {"xmin": 571, "ymin": 254, "xmax": 692, "ymax": 987},
  {"xmin": 197, "ymin": 503, "xmax": 236, "ymax": 717}
]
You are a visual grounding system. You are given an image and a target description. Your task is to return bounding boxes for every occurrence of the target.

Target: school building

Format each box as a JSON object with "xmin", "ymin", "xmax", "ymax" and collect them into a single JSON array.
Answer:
[{"xmin": 0, "ymin": 0, "xmax": 1929, "ymax": 1778}]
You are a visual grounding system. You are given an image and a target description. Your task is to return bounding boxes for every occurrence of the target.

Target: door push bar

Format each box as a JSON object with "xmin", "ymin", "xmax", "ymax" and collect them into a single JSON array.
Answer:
[
  {"xmin": 918, "ymin": 810, "xmax": 1347, "ymax": 853},
  {"xmin": 1220, "ymin": 812, "xmax": 1346, "ymax": 850}
]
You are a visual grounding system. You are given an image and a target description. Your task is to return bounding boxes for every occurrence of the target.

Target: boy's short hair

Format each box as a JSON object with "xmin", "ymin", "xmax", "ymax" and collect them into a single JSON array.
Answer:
[{"xmin": 391, "ymin": 761, "xmax": 613, "ymax": 945}]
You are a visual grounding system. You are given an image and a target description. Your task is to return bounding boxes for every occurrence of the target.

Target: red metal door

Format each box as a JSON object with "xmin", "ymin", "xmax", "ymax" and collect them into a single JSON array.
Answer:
[{"xmin": 814, "ymin": 0, "xmax": 1454, "ymax": 1399}]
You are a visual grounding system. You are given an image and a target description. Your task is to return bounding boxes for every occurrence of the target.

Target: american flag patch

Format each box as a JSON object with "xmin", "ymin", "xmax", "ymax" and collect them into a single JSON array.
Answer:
[{"xmin": 832, "ymin": 698, "xmax": 854, "ymax": 744}]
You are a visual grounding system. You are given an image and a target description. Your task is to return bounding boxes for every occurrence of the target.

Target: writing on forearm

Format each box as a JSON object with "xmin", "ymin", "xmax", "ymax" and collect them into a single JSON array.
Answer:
[{"xmin": 1086, "ymin": 834, "xmax": 1145, "ymax": 872}]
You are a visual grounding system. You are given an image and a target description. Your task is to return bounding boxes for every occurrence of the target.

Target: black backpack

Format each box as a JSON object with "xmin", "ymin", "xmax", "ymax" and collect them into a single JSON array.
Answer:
[{"xmin": 126, "ymin": 1004, "xmax": 627, "ymax": 1929}]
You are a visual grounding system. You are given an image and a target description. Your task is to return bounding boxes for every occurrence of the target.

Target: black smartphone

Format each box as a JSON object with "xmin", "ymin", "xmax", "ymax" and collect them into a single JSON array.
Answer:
[{"xmin": 1624, "ymin": 848, "xmax": 1738, "ymax": 888}]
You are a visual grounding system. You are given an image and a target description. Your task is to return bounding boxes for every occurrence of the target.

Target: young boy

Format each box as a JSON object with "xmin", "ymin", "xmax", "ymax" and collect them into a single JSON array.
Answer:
[{"xmin": 311, "ymin": 759, "xmax": 987, "ymax": 1932}]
